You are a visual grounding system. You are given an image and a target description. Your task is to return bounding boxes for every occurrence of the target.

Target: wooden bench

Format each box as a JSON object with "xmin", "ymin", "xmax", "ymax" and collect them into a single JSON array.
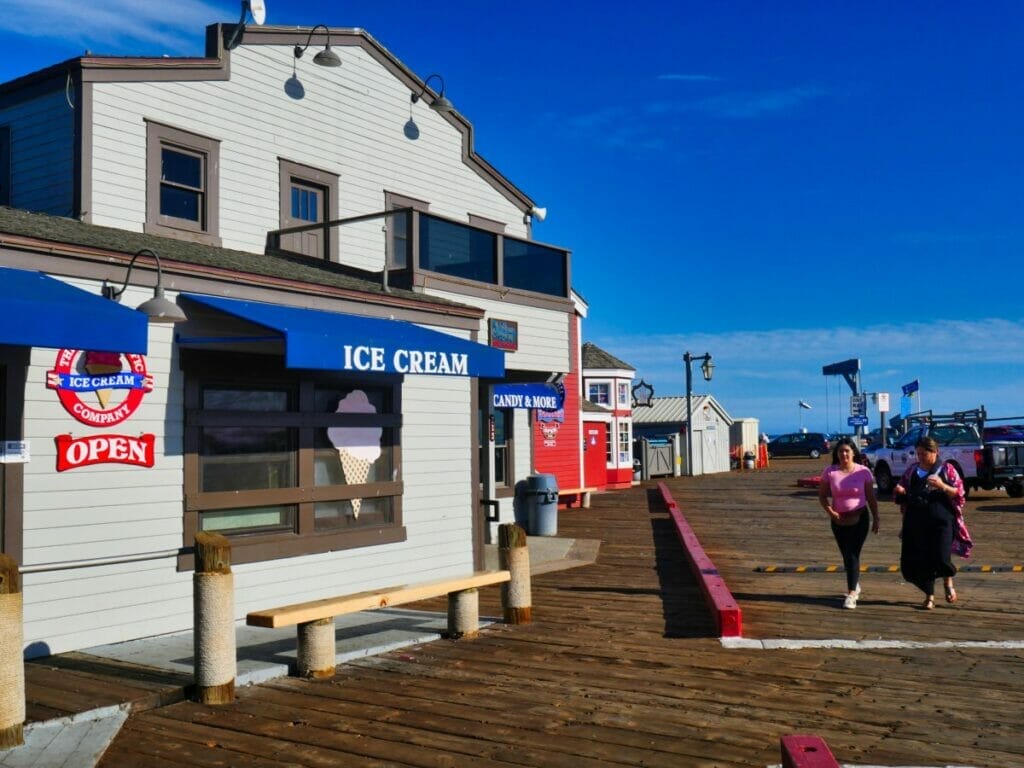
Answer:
[
  {"xmin": 558, "ymin": 486, "xmax": 597, "ymax": 508},
  {"xmin": 246, "ymin": 570, "xmax": 511, "ymax": 678}
]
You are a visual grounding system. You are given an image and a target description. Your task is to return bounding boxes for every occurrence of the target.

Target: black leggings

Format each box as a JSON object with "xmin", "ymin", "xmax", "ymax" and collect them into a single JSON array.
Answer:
[{"xmin": 831, "ymin": 511, "xmax": 870, "ymax": 592}]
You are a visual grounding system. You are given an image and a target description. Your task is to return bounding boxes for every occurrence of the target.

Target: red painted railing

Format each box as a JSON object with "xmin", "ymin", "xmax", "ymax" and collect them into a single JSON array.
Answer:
[{"xmin": 657, "ymin": 482, "xmax": 742, "ymax": 637}]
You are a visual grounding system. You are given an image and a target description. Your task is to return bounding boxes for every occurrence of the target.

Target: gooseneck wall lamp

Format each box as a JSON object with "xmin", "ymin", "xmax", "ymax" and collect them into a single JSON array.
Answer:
[
  {"xmin": 293, "ymin": 24, "xmax": 341, "ymax": 68},
  {"xmin": 411, "ymin": 73, "xmax": 454, "ymax": 114},
  {"xmin": 102, "ymin": 248, "xmax": 187, "ymax": 324},
  {"xmin": 683, "ymin": 351, "xmax": 715, "ymax": 477}
]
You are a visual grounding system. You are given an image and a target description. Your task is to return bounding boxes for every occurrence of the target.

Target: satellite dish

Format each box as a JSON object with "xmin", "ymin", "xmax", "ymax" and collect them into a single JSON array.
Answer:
[
  {"xmin": 226, "ymin": 0, "xmax": 268, "ymax": 50},
  {"xmin": 250, "ymin": 0, "xmax": 266, "ymax": 25}
]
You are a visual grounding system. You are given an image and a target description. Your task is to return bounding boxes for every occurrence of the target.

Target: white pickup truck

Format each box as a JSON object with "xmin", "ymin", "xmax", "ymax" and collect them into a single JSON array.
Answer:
[{"xmin": 870, "ymin": 421, "xmax": 982, "ymax": 496}]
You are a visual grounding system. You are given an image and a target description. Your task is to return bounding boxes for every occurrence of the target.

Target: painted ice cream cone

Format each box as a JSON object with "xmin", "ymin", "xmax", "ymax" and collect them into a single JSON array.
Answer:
[
  {"xmin": 326, "ymin": 391, "xmax": 384, "ymax": 521},
  {"xmin": 84, "ymin": 351, "xmax": 122, "ymax": 408},
  {"xmin": 338, "ymin": 449, "xmax": 372, "ymax": 518}
]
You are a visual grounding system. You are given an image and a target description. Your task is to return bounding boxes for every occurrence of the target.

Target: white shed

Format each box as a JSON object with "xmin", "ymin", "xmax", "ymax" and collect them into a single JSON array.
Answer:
[
  {"xmin": 631, "ymin": 395, "xmax": 734, "ymax": 475},
  {"xmin": 729, "ymin": 418, "xmax": 761, "ymax": 458}
]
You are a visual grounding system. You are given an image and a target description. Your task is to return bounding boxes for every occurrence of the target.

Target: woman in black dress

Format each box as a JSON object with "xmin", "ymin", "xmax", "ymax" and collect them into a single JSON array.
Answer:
[{"xmin": 893, "ymin": 436, "xmax": 971, "ymax": 609}]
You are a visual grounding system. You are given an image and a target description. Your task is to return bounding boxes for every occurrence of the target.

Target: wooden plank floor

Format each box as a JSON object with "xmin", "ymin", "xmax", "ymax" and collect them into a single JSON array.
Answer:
[{"xmin": 97, "ymin": 459, "xmax": 1024, "ymax": 767}]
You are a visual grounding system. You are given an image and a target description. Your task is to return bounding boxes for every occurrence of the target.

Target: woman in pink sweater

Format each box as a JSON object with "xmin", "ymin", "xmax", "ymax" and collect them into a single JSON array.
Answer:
[{"xmin": 818, "ymin": 436, "xmax": 880, "ymax": 609}]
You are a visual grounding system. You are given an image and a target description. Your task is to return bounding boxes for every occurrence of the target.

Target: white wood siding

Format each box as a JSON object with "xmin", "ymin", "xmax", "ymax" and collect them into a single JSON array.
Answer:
[
  {"xmin": 20, "ymin": 278, "xmax": 481, "ymax": 654},
  {"xmin": 426, "ymin": 287, "xmax": 571, "ymax": 373},
  {"xmin": 0, "ymin": 89, "xmax": 75, "ymax": 215},
  {"xmin": 88, "ymin": 45, "xmax": 528, "ymax": 268}
]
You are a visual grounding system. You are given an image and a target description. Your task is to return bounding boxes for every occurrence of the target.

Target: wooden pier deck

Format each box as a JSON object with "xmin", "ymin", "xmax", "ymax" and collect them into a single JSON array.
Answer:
[{"xmin": 91, "ymin": 458, "xmax": 1024, "ymax": 766}]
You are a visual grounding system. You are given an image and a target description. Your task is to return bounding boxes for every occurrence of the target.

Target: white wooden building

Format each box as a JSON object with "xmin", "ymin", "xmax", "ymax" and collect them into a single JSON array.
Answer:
[
  {"xmin": 0, "ymin": 22, "xmax": 573, "ymax": 656},
  {"xmin": 632, "ymin": 395, "xmax": 734, "ymax": 475}
]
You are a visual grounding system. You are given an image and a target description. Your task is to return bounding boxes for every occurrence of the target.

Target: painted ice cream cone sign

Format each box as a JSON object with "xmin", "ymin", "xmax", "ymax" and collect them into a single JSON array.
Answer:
[
  {"xmin": 326, "ymin": 391, "xmax": 383, "ymax": 519},
  {"xmin": 84, "ymin": 351, "xmax": 122, "ymax": 408},
  {"xmin": 47, "ymin": 349, "xmax": 153, "ymax": 427}
]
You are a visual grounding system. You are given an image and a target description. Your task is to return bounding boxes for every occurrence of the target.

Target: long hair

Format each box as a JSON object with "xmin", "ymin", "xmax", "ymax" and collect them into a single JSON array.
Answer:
[{"xmin": 831, "ymin": 435, "xmax": 862, "ymax": 465}]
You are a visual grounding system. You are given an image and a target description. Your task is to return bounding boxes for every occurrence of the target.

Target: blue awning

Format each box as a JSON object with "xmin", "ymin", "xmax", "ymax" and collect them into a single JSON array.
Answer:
[
  {"xmin": 0, "ymin": 267, "xmax": 148, "ymax": 353},
  {"xmin": 178, "ymin": 293, "xmax": 504, "ymax": 378}
]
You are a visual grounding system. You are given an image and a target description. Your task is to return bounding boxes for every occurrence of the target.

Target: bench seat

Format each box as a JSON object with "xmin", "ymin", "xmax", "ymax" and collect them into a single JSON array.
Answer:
[
  {"xmin": 558, "ymin": 486, "xmax": 597, "ymax": 509},
  {"xmin": 247, "ymin": 569, "xmax": 511, "ymax": 629},
  {"xmin": 245, "ymin": 569, "xmax": 512, "ymax": 678}
]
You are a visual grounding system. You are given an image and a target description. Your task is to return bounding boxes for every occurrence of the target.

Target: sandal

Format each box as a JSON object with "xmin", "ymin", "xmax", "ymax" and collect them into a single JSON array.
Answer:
[
  {"xmin": 944, "ymin": 584, "xmax": 957, "ymax": 603},
  {"xmin": 921, "ymin": 596, "xmax": 935, "ymax": 610}
]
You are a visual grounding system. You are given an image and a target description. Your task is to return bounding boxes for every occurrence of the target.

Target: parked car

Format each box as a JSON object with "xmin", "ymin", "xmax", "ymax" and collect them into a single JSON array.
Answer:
[{"xmin": 767, "ymin": 432, "xmax": 831, "ymax": 459}]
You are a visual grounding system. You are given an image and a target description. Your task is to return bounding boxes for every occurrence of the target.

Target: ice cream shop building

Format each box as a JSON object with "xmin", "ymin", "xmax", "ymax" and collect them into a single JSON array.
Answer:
[{"xmin": 0, "ymin": 21, "xmax": 574, "ymax": 656}]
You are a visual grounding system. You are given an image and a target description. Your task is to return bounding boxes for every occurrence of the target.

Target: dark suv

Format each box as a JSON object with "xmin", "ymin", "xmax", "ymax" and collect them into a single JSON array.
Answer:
[{"xmin": 767, "ymin": 432, "xmax": 831, "ymax": 459}]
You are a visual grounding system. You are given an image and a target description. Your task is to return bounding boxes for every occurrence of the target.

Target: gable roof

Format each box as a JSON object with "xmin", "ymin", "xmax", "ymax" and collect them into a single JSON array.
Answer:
[
  {"xmin": 631, "ymin": 395, "xmax": 733, "ymax": 426},
  {"xmin": 582, "ymin": 342, "xmax": 635, "ymax": 372},
  {"xmin": 0, "ymin": 24, "xmax": 537, "ymax": 217}
]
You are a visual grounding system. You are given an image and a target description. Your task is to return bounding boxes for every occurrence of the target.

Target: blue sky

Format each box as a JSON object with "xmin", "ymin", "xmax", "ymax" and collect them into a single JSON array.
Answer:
[{"xmin": 3, "ymin": 1, "xmax": 1023, "ymax": 434}]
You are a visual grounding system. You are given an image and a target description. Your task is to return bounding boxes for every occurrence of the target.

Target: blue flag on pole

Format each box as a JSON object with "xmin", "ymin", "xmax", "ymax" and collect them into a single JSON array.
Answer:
[{"xmin": 901, "ymin": 379, "xmax": 919, "ymax": 396}]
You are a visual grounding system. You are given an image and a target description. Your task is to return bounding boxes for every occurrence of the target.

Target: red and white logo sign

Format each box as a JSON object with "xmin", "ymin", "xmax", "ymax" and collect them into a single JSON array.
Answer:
[
  {"xmin": 55, "ymin": 434, "xmax": 156, "ymax": 472},
  {"xmin": 46, "ymin": 349, "xmax": 153, "ymax": 427}
]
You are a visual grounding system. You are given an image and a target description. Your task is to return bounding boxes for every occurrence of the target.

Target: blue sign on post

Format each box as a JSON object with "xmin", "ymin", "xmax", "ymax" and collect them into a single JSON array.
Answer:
[
  {"xmin": 847, "ymin": 415, "xmax": 869, "ymax": 427},
  {"xmin": 901, "ymin": 379, "xmax": 919, "ymax": 396}
]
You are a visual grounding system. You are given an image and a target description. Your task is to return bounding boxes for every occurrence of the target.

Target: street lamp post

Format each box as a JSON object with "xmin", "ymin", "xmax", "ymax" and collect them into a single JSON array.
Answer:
[{"xmin": 684, "ymin": 351, "xmax": 715, "ymax": 477}]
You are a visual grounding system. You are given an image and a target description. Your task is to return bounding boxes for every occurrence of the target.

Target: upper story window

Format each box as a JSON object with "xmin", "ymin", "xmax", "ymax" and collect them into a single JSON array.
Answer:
[
  {"xmin": 146, "ymin": 121, "xmax": 220, "ymax": 246},
  {"xmin": 279, "ymin": 159, "xmax": 339, "ymax": 261},
  {"xmin": 0, "ymin": 125, "xmax": 10, "ymax": 206},
  {"xmin": 588, "ymin": 382, "xmax": 611, "ymax": 405},
  {"xmin": 617, "ymin": 382, "xmax": 630, "ymax": 408}
]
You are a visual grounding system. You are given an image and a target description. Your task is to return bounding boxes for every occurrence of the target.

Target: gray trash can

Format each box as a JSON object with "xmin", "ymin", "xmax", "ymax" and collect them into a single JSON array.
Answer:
[
  {"xmin": 526, "ymin": 473, "xmax": 559, "ymax": 536},
  {"xmin": 512, "ymin": 479, "xmax": 530, "ymax": 529}
]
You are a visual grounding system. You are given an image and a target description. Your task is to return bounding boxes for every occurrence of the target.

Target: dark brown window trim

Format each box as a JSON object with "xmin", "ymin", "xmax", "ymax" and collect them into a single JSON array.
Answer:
[
  {"xmin": 468, "ymin": 213, "xmax": 506, "ymax": 234},
  {"xmin": 145, "ymin": 119, "xmax": 222, "ymax": 247},
  {"xmin": 279, "ymin": 158, "xmax": 340, "ymax": 262},
  {"xmin": 178, "ymin": 350, "xmax": 405, "ymax": 570},
  {"xmin": 384, "ymin": 190, "xmax": 430, "ymax": 212},
  {"xmin": 384, "ymin": 191, "xmax": 430, "ymax": 272}
]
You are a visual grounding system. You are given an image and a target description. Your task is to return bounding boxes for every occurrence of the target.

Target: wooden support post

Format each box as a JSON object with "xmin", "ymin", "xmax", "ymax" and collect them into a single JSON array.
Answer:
[
  {"xmin": 447, "ymin": 587, "xmax": 480, "ymax": 639},
  {"xmin": 193, "ymin": 532, "xmax": 235, "ymax": 705},
  {"xmin": 499, "ymin": 523, "xmax": 531, "ymax": 624},
  {"xmin": 0, "ymin": 554, "xmax": 24, "ymax": 750},
  {"xmin": 296, "ymin": 617, "xmax": 336, "ymax": 678}
]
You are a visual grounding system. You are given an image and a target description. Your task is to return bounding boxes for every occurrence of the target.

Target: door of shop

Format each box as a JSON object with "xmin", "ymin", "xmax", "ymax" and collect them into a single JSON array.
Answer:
[{"xmin": 583, "ymin": 422, "xmax": 607, "ymax": 489}]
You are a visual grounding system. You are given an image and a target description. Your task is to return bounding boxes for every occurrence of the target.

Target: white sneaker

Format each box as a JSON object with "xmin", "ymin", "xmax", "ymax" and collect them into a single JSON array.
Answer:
[
  {"xmin": 854, "ymin": 583, "xmax": 861, "ymax": 598},
  {"xmin": 843, "ymin": 593, "xmax": 858, "ymax": 609}
]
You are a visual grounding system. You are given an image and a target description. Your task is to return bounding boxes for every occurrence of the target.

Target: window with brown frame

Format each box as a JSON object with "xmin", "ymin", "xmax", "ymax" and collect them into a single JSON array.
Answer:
[
  {"xmin": 145, "ymin": 121, "xmax": 221, "ymax": 246},
  {"xmin": 182, "ymin": 351, "xmax": 404, "ymax": 566},
  {"xmin": 384, "ymin": 191, "xmax": 429, "ymax": 268}
]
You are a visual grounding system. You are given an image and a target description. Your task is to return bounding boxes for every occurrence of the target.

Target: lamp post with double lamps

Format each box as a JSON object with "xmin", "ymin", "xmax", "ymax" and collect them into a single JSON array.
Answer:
[{"xmin": 683, "ymin": 352, "xmax": 715, "ymax": 477}]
